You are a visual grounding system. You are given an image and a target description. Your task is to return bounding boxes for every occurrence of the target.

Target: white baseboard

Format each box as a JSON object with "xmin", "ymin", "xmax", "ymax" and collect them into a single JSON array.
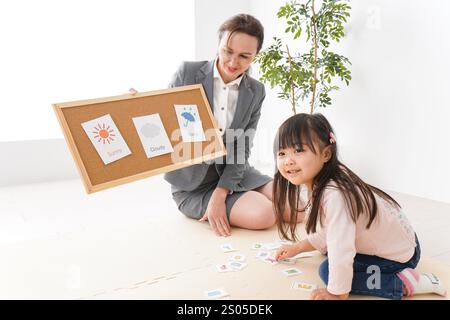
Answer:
[{"xmin": 0, "ymin": 139, "xmax": 78, "ymax": 187}]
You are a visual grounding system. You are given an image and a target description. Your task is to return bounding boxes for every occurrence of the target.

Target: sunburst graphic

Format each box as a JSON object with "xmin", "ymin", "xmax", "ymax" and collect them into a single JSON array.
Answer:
[{"xmin": 93, "ymin": 123, "xmax": 115, "ymax": 144}]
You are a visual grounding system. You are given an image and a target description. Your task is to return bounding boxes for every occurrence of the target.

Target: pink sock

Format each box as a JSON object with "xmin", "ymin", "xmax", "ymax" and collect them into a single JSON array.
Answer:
[{"xmin": 397, "ymin": 268, "xmax": 447, "ymax": 297}]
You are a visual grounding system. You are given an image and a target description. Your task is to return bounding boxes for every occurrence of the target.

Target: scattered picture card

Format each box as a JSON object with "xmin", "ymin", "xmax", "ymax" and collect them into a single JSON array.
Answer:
[
  {"xmin": 291, "ymin": 281, "xmax": 318, "ymax": 292},
  {"xmin": 255, "ymin": 251, "xmax": 270, "ymax": 260},
  {"xmin": 81, "ymin": 114, "xmax": 131, "ymax": 165},
  {"xmin": 282, "ymin": 268, "xmax": 303, "ymax": 277},
  {"xmin": 262, "ymin": 256, "xmax": 279, "ymax": 266},
  {"xmin": 204, "ymin": 288, "xmax": 229, "ymax": 299},
  {"xmin": 251, "ymin": 243, "xmax": 264, "ymax": 250},
  {"xmin": 216, "ymin": 264, "xmax": 234, "ymax": 273},
  {"xmin": 229, "ymin": 261, "xmax": 247, "ymax": 270},
  {"xmin": 230, "ymin": 254, "xmax": 246, "ymax": 262},
  {"xmin": 220, "ymin": 244, "xmax": 237, "ymax": 253},
  {"xmin": 280, "ymin": 258, "xmax": 297, "ymax": 265},
  {"xmin": 292, "ymin": 252, "xmax": 316, "ymax": 259},
  {"xmin": 174, "ymin": 104, "xmax": 206, "ymax": 142},
  {"xmin": 132, "ymin": 113, "xmax": 173, "ymax": 158}
]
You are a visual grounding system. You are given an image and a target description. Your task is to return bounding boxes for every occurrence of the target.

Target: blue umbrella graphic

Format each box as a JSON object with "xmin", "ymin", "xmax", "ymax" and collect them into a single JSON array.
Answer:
[{"xmin": 181, "ymin": 111, "xmax": 196, "ymax": 127}]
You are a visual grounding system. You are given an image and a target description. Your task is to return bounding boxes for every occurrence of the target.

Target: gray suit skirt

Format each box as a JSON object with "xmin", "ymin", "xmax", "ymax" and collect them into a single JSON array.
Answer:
[{"xmin": 171, "ymin": 165, "xmax": 272, "ymax": 220}]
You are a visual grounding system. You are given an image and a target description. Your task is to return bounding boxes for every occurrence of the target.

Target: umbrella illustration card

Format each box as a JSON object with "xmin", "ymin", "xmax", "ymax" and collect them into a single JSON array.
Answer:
[
  {"xmin": 132, "ymin": 113, "xmax": 173, "ymax": 158},
  {"xmin": 81, "ymin": 114, "xmax": 131, "ymax": 165},
  {"xmin": 174, "ymin": 104, "xmax": 206, "ymax": 142}
]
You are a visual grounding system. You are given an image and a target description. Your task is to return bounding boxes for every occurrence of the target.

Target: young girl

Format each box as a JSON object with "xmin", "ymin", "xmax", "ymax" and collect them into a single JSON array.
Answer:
[{"xmin": 273, "ymin": 113, "xmax": 446, "ymax": 300}]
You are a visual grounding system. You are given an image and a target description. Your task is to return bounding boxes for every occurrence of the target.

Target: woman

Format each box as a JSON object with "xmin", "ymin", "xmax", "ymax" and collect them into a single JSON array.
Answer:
[{"xmin": 164, "ymin": 14, "xmax": 277, "ymax": 237}]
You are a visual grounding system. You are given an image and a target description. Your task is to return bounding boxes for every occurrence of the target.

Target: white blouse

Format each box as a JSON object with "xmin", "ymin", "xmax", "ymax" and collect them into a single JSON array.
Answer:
[{"xmin": 213, "ymin": 58, "xmax": 243, "ymax": 135}]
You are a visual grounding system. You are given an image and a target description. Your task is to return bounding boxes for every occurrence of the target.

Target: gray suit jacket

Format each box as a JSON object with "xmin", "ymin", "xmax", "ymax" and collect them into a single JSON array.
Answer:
[{"xmin": 164, "ymin": 60, "xmax": 268, "ymax": 192}]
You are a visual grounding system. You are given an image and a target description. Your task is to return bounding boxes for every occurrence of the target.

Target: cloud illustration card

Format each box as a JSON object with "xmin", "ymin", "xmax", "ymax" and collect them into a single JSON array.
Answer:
[
  {"xmin": 132, "ymin": 113, "xmax": 173, "ymax": 158},
  {"xmin": 174, "ymin": 104, "xmax": 206, "ymax": 142},
  {"xmin": 81, "ymin": 114, "xmax": 131, "ymax": 165}
]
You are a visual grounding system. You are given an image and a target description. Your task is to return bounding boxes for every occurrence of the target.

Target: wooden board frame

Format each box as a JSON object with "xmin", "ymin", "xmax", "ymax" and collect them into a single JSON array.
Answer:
[{"xmin": 53, "ymin": 84, "xmax": 226, "ymax": 194}]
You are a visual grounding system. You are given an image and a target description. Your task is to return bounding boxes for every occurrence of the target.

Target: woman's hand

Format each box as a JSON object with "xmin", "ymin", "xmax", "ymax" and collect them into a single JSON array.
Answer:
[
  {"xmin": 275, "ymin": 244, "xmax": 301, "ymax": 261},
  {"xmin": 199, "ymin": 187, "xmax": 231, "ymax": 237},
  {"xmin": 310, "ymin": 288, "xmax": 349, "ymax": 300}
]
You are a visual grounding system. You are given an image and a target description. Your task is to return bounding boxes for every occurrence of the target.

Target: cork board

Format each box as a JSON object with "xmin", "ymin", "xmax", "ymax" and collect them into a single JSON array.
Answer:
[{"xmin": 53, "ymin": 84, "xmax": 226, "ymax": 194}]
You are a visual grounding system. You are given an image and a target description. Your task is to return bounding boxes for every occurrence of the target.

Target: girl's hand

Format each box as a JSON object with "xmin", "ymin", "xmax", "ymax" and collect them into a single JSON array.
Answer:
[
  {"xmin": 310, "ymin": 288, "xmax": 349, "ymax": 300},
  {"xmin": 199, "ymin": 188, "xmax": 231, "ymax": 237},
  {"xmin": 275, "ymin": 244, "xmax": 301, "ymax": 261}
]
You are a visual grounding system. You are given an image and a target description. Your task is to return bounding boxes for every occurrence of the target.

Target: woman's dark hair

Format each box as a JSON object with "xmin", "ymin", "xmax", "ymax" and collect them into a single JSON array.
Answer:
[
  {"xmin": 218, "ymin": 14, "xmax": 264, "ymax": 53},
  {"xmin": 273, "ymin": 113, "xmax": 401, "ymax": 241}
]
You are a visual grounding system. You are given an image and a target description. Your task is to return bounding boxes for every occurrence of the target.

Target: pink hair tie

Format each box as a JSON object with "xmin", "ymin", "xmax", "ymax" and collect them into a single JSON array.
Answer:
[{"xmin": 329, "ymin": 132, "xmax": 336, "ymax": 144}]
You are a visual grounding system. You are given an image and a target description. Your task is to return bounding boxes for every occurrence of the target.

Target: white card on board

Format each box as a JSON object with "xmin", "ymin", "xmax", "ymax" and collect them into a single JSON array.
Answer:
[
  {"xmin": 81, "ymin": 114, "xmax": 131, "ymax": 165},
  {"xmin": 132, "ymin": 113, "xmax": 173, "ymax": 158},
  {"xmin": 174, "ymin": 104, "xmax": 206, "ymax": 142}
]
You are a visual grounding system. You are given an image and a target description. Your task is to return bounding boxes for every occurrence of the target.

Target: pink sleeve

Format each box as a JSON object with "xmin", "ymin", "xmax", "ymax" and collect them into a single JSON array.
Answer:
[
  {"xmin": 323, "ymin": 189, "xmax": 357, "ymax": 295},
  {"xmin": 307, "ymin": 231, "xmax": 327, "ymax": 254}
]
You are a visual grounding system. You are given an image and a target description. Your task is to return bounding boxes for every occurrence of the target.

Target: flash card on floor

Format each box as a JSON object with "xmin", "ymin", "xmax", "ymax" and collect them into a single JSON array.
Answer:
[
  {"xmin": 220, "ymin": 244, "xmax": 236, "ymax": 253},
  {"xmin": 292, "ymin": 281, "xmax": 318, "ymax": 292},
  {"xmin": 230, "ymin": 254, "xmax": 246, "ymax": 262},
  {"xmin": 229, "ymin": 261, "xmax": 247, "ymax": 270},
  {"xmin": 293, "ymin": 252, "xmax": 316, "ymax": 259},
  {"xmin": 255, "ymin": 251, "xmax": 270, "ymax": 259},
  {"xmin": 280, "ymin": 258, "xmax": 296, "ymax": 265},
  {"xmin": 251, "ymin": 243, "xmax": 264, "ymax": 250},
  {"xmin": 262, "ymin": 256, "xmax": 279, "ymax": 265},
  {"xmin": 282, "ymin": 268, "xmax": 303, "ymax": 276},
  {"xmin": 205, "ymin": 288, "xmax": 229, "ymax": 299},
  {"xmin": 216, "ymin": 264, "xmax": 234, "ymax": 273}
]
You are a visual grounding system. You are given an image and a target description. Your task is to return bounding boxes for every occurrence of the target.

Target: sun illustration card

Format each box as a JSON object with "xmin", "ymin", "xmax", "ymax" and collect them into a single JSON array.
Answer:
[
  {"xmin": 174, "ymin": 104, "xmax": 206, "ymax": 142},
  {"xmin": 81, "ymin": 114, "xmax": 131, "ymax": 165},
  {"xmin": 132, "ymin": 113, "xmax": 173, "ymax": 158}
]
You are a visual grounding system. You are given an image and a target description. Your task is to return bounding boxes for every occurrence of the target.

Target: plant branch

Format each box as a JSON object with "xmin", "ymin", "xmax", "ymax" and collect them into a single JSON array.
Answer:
[
  {"xmin": 310, "ymin": 0, "xmax": 318, "ymax": 114},
  {"xmin": 286, "ymin": 45, "xmax": 296, "ymax": 114},
  {"xmin": 256, "ymin": 0, "xmax": 351, "ymax": 115}
]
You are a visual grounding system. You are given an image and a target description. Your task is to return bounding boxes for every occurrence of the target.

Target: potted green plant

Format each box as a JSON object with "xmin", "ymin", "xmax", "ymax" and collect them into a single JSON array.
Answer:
[{"xmin": 255, "ymin": 0, "xmax": 352, "ymax": 114}]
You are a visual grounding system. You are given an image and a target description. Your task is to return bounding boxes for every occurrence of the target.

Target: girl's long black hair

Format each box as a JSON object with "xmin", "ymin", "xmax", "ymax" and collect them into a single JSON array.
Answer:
[{"xmin": 273, "ymin": 113, "xmax": 401, "ymax": 241}]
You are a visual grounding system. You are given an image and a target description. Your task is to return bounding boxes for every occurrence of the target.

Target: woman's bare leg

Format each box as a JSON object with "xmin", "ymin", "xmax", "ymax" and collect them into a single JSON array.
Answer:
[
  {"xmin": 254, "ymin": 181, "xmax": 305, "ymax": 223},
  {"xmin": 229, "ymin": 190, "xmax": 276, "ymax": 229}
]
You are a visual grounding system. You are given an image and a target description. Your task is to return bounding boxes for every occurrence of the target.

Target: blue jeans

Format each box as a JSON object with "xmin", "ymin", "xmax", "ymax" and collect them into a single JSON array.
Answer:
[{"xmin": 318, "ymin": 234, "xmax": 421, "ymax": 300}]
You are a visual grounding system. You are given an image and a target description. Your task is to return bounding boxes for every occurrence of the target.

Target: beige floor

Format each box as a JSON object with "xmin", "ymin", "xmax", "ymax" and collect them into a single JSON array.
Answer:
[{"xmin": 0, "ymin": 177, "xmax": 449, "ymax": 300}]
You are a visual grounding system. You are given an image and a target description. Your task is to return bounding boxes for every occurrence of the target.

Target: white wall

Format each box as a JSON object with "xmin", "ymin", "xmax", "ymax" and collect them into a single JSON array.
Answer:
[
  {"xmin": 2, "ymin": 0, "xmax": 449, "ymax": 204},
  {"xmin": 0, "ymin": 140, "xmax": 78, "ymax": 187},
  {"xmin": 0, "ymin": 0, "xmax": 195, "ymax": 142},
  {"xmin": 0, "ymin": 0, "xmax": 195, "ymax": 186},
  {"xmin": 194, "ymin": 0, "xmax": 250, "ymax": 61},
  {"xmin": 249, "ymin": 0, "xmax": 450, "ymax": 203}
]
